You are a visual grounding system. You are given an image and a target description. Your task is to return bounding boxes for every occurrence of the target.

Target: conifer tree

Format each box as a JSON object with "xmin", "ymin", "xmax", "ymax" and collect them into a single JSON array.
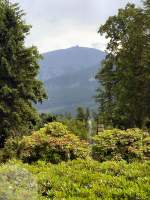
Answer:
[
  {"xmin": 0, "ymin": 0, "xmax": 47, "ymax": 146},
  {"xmin": 76, "ymin": 107, "xmax": 85, "ymax": 122},
  {"xmin": 85, "ymin": 108, "xmax": 90, "ymax": 121}
]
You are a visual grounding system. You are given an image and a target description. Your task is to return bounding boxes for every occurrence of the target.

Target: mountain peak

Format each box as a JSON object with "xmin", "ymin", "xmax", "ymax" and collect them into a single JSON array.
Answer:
[
  {"xmin": 37, "ymin": 47, "xmax": 106, "ymax": 114},
  {"xmin": 72, "ymin": 45, "xmax": 80, "ymax": 48},
  {"xmin": 40, "ymin": 46, "xmax": 105, "ymax": 81}
]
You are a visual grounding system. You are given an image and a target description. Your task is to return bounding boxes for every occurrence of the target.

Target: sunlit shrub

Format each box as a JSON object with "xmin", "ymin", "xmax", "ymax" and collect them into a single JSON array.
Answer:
[
  {"xmin": 4, "ymin": 122, "xmax": 89, "ymax": 164},
  {"xmin": 2, "ymin": 136, "xmax": 23, "ymax": 162},
  {"xmin": 92, "ymin": 128, "xmax": 144, "ymax": 162},
  {"xmin": 143, "ymin": 136, "xmax": 150, "ymax": 159},
  {"xmin": 21, "ymin": 159, "xmax": 150, "ymax": 199}
]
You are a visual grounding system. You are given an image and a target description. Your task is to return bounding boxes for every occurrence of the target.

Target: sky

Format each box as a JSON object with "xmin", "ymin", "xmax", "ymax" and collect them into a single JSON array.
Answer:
[{"xmin": 12, "ymin": 0, "xmax": 141, "ymax": 53}]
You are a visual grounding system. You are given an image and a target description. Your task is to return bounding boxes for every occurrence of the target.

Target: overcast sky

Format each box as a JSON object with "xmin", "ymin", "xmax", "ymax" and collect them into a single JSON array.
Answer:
[{"xmin": 12, "ymin": 0, "xmax": 141, "ymax": 53}]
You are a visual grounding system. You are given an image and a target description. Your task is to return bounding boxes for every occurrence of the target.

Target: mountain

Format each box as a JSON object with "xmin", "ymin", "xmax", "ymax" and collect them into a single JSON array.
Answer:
[{"xmin": 37, "ymin": 46, "xmax": 105, "ymax": 114}]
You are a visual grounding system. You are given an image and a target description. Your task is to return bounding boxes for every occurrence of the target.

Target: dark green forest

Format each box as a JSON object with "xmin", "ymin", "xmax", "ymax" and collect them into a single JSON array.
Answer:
[{"xmin": 0, "ymin": 0, "xmax": 150, "ymax": 199}]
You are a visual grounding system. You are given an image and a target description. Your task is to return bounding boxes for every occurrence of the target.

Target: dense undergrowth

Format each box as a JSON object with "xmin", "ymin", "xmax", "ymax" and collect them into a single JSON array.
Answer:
[
  {"xmin": 0, "ymin": 159, "xmax": 150, "ymax": 200},
  {"xmin": 0, "ymin": 122, "xmax": 150, "ymax": 199}
]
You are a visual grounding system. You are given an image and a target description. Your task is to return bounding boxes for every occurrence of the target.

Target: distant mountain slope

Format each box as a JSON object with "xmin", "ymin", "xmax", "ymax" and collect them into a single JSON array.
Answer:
[
  {"xmin": 39, "ymin": 46, "xmax": 105, "ymax": 81},
  {"xmin": 37, "ymin": 46, "xmax": 105, "ymax": 114}
]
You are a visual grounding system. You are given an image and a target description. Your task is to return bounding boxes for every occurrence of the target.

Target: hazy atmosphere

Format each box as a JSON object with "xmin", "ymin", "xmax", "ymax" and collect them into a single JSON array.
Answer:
[{"xmin": 13, "ymin": 0, "xmax": 141, "ymax": 53}]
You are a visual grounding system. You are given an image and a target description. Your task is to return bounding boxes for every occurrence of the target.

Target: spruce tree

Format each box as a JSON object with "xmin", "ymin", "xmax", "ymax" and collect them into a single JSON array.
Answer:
[
  {"xmin": 76, "ymin": 107, "xmax": 85, "ymax": 122},
  {"xmin": 0, "ymin": 0, "xmax": 47, "ymax": 146},
  {"xmin": 85, "ymin": 108, "xmax": 90, "ymax": 121}
]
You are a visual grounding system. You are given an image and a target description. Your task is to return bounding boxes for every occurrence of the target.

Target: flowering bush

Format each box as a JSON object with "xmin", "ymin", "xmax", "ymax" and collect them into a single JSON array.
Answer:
[
  {"xmin": 92, "ymin": 128, "xmax": 144, "ymax": 162},
  {"xmin": 143, "ymin": 136, "xmax": 150, "ymax": 159},
  {"xmin": 4, "ymin": 122, "xmax": 89, "ymax": 164}
]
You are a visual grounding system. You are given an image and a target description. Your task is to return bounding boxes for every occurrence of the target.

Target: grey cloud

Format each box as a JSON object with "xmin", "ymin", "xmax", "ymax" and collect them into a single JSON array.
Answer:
[{"xmin": 12, "ymin": 0, "xmax": 142, "ymax": 52}]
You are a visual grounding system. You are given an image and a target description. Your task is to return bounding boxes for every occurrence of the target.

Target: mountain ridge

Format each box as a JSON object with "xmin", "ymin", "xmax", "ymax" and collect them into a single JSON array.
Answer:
[{"xmin": 37, "ymin": 46, "xmax": 105, "ymax": 114}]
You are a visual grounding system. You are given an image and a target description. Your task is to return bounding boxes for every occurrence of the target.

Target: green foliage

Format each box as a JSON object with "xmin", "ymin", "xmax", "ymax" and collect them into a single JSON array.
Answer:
[
  {"xmin": 61, "ymin": 119, "xmax": 88, "ymax": 139},
  {"xmin": 3, "ymin": 122, "xmax": 89, "ymax": 164},
  {"xmin": 76, "ymin": 106, "xmax": 86, "ymax": 122},
  {"xmin": 1, "ymin": 136, "xmax": 23, "ymax": 162},
  {"xmin": 143, "ymin": 135, "xmax": 150, "ymax": 159},
  {"xmin": 60, "ymin": 117, "xmax": 97, "ymax": 140},
  {"xmin": 92, "ymin": 128, "xmax": 149, "ymax": 162},
  {"xmin": 8, "ymin": 159, "xmax": 150, "ymax": 200},
  {"xmin": 0, "ymin": 0, "xmax": 47, "ymax": 146},
  {"xmin": 76, "ymin": 107, "xmax": 91, "ymax": 122},
  {"xmin": 96, "ymin": 1, "xmax": 150, "ymax": 129},
  {"xmin": 144, "ymin": 0, "xmax": 150, "ymax": 11},
  {"xmin": 37, "ymin": 113, "xmax": 57, "ymax": 129},
  {"xmin": 0, "ymin": 161, "xmax": 38, "ymax": 200},
  {"xmin": 43, "ymin": 122, "xmax": 70, "ymax": 137}
]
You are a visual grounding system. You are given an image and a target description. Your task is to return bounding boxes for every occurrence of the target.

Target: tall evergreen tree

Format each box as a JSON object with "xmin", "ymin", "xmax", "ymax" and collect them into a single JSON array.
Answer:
[
  {"xmin": 76, "ymin": 107, "xmax": 85, "ymax": 122},
  {"xmin": 0, "ymin": 0, "xmax": 47, "ymax": 146},
  {"xmin": 96, "ymin": 1, "xmax": 150, "ymax": 128},
  {"xmin": 85, "ymin": 108, "xmax": 90, "ymax": 121}
]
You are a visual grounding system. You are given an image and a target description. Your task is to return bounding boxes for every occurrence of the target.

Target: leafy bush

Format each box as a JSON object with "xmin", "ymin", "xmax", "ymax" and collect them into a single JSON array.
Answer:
[
  {"xmin": 4, "ymin": 122, "xmax": 89, "ymax": 164},
  {"xmin": 92, "ymin": 128, "xmax": 145, "ymax": 162},
  {"xmin": 143, "ymin": 136, "xmax": 150, "ymax": 159},
  {"xmin": 2, "ymin": 137, "xmax": 23, "ymax": 162},
  {"xmin": 15, "ymin": 159, "xmax": 150, "ymax": 200},
  {"xmin": 0, "ymin": 161, "xmax": 38, "ymax": 200}
]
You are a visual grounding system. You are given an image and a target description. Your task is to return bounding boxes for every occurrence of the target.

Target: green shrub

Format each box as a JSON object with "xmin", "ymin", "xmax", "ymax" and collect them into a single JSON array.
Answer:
[
  {"xmin": 16, "ymin": 159, "xmax": 150, "ymax": 200},
  {"xmin": 92, "ymin": 128, "xmax": 144, "ymax": 162},
  {"xmin": 4, "ymin": 122, "xmax": 89, "ymax": 164},
  {"xmin": 2, "ymin": 136, "xmax": 23, "ymax": 162},
  {"xmin": 0, "ymin": 161, "xmax": 38, "ymax": 200},
  {"xmin": 143, "ymin": 136, "xmax": 150, "ymax": 159}
]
